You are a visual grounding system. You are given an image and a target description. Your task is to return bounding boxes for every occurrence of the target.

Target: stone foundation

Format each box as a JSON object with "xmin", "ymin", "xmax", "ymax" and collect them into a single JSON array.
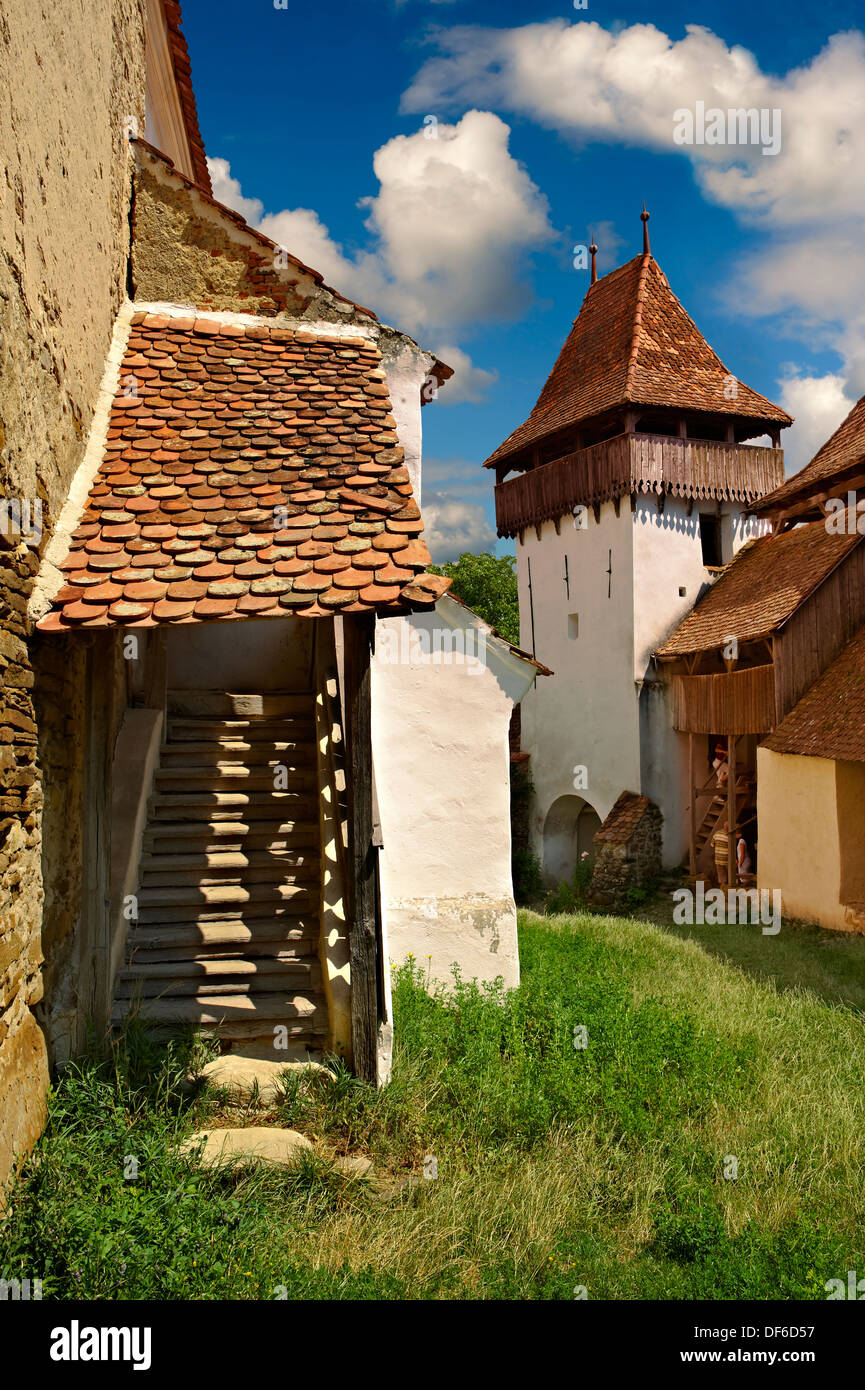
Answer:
[{"xmin": 589, "ymin": 791, "xmax": 662, "ymax": 911}]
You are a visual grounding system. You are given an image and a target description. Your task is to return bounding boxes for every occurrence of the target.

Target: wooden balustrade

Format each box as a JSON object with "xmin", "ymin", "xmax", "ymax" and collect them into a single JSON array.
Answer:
[{"xmin": 493, "ymin": 432, "xmax": 784, "ymax": 536}]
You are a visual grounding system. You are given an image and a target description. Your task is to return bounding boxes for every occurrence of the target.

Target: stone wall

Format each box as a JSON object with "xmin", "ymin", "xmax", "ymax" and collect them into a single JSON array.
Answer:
[
  {"xmin": 0, "ymin": 0, "xmax": 147, "ymax": 1187},
  {"xmin": 131, "ymin": 149, "xmax": 374, "ymax": 325},
  {"xmin": 589, "ymin": 792, "xmax": 662, "ymax": 911}
]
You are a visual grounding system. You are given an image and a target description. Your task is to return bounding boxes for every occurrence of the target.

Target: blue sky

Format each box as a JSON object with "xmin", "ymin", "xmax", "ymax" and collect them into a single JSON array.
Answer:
[{"xmin": 183, "ymin": 0, "xmax": 865, "ymax": 558}]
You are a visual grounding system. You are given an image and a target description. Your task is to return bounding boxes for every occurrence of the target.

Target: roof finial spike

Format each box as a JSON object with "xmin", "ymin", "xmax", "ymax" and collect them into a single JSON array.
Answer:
[
  {"xmin": 640, "ymin": 201, "xmax": 651, "ymax": 257},
  {"xmin": 589, "ymin": 231, "xmax": 598, "ymax": 285}
]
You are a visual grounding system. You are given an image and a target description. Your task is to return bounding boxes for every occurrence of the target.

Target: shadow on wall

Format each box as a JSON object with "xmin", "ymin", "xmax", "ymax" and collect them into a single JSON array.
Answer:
[{"xmin": 543, "ymin": 794, "xmax": 602, "ymax": 886}]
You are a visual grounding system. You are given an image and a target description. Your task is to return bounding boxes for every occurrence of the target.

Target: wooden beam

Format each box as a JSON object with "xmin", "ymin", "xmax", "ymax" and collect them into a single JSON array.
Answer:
[
  {"xmin": 343, "ymin": 612, "xmax": 379, "ymax": 1084},
  {"xmin": 726, "ymin": 735, "xmax": 736, "ymax": 888},
  {"xmin": 688, "ymin": 732, "xmax": 696, "ymax": 880}
]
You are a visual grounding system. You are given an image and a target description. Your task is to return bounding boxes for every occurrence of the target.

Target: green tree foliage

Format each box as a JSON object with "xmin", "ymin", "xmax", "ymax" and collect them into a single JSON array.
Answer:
[{"xmin": 428, "ymin": 551, "xmax": 519, "ymax": 646}]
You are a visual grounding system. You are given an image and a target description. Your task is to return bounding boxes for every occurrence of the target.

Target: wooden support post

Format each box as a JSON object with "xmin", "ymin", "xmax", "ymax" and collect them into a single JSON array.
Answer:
[
  {"xmin": 726, "ymin": 735, "xmax": 737, "ymax": 888},
  {"xmin": 688, "ymin": 733, "xmax": 696, "ymax": 880},
  {"xmin": 343, "ymin": 613, "xmax": 379, "ymax": 1084}
]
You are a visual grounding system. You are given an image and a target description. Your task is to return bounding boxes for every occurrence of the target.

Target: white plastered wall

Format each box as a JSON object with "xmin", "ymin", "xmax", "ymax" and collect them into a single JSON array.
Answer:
[
  {"xmin": 371, "ymin": 598, "xmax": 536, "ymax": 992},
  {"xmin": 517, "ymin": 504, "xmax": 638, "ymax": 875},
  {"xmin": 516, "ymin": 495, "xmax": 767, "ymax": 873}
]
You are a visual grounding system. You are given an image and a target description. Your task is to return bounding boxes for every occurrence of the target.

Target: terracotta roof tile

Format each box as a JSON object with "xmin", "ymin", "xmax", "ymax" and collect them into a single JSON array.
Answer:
[
  {"xmin": 655, "ymin": 521, "xmax": 864, "ymax": 658},
  {"xmin": 39, "ymin": 315, "xmax": 446, "ymax": 631},
  {"xmin": 762, "ymin": 624, "xmax": 865, "ymax": 762},
  {"xmin": 485, "ymin": 255, "xmax": 791, "ymax": 471},
  {"xmin": 594, "ymin": 790, "xmax": 655, "ymax": 844}
]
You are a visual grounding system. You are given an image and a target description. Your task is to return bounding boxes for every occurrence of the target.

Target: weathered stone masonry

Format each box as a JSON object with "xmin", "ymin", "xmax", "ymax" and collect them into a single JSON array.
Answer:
[{"xmin": 0, "ymin": 0, "xmax": 146, "ymax": 1185}]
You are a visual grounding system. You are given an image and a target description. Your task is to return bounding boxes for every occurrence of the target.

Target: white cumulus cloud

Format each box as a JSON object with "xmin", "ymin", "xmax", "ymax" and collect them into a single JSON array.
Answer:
[
  {"xmin": 777, "ymin": 371, "xmax": 856, "ymax": 472},
  {"xmin": 207, "ymin": 111, "xmax": 552, "ymax": 407},
  {"xmin": 401, "ymin": 18, "xmax": 865, "ymax": 464},
  {"xmin": 422, "ymin": 498, "xmax": 497, "ymax": 561}
]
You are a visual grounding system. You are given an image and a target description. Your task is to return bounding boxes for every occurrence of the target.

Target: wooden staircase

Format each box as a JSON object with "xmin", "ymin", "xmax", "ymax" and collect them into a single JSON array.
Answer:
[
  {"xmin": 112, "ymin": 690, "xmax": 329, "ymax": 1050},
  {"xmin": 693, "ymin": 771, "xmax": 756, "ymax": 877}
]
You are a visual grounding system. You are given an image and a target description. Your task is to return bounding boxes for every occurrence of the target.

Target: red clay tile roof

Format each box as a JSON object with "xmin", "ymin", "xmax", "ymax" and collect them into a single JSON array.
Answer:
[
  {"xmin": 162, "ymin": 1, "xmax": 211, "ymax": 193},
  {"xmin": 762, "ymin": 624, "xmax": 865, "ymax": 762},
  {"xmin": 655, "ymin": 521, "xmax": 864, "ymax": 658},
  {"xmin": 754, "ymin": 393, "xmax": 865, "ymax": 516},
  {"xmin": 594, "ymin": 790, "xmax": 656, "ymax": 844},
  {"xmin": 484, "ymin": 254, "xmax": 791, "ymax": 471},
  {"xmin": 37, "ymin": 313, "xmax": 449, "ymax": 631}
]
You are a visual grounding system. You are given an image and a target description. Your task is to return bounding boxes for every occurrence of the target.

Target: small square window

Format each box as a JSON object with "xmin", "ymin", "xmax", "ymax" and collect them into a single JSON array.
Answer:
[
  {"xmin": 678, "ymin": 586, "xmax": 687, "ymax": 597},
  {"xmin": 568, "ymin": 613, "xmax": 579, "ymax": 639}
]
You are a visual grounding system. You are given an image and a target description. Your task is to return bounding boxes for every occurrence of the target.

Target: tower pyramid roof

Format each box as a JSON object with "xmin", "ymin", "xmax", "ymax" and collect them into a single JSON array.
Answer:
[{"xmin": 484, "ymin": 251, "xmax": 791, "ymax": 472}]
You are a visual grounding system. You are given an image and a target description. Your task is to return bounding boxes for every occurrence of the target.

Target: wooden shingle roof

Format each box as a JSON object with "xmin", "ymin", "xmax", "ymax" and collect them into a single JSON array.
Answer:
[
  {"xmin": 754, "ymin": 394, "xmax": 865, "ymax": 517},
  {"xmin": 484, "ymin": 254, "xmax": 791, "ymax": 472},
  {"xmin": 38, "ymin": 312, "xmax": 449, "ymax": 630},
  {"xmin": 655, "ymin": 521, "xmax": 864, "ymax": 658},
  {"xmin": 762, "ymin": 624, "xmax": 865, "ymax": 763}
]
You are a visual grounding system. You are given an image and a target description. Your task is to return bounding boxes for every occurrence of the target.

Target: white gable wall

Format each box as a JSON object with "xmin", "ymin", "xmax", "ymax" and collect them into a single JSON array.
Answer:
[{"xmin": 371, "ymin": 601, "xmax": 534, "ymax": 992}]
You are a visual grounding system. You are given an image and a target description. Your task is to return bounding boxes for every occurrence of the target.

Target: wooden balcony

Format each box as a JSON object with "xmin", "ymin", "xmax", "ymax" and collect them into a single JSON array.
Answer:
[
  {"xmin": 493, "ymin": 432, "xmax": 785, "ymax": 537},
  {"xmin": 670, "ymin": 666, "xmax": 777, "ymax": 735}
]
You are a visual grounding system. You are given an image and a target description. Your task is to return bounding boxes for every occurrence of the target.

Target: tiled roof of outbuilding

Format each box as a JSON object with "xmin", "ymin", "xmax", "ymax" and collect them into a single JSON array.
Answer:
[
  {"xmin": 655, "ymin": 521, "xmax": 864, "ymax": 658},
  {"xmin": 594, "ymin": 790, "xmax": 656, "ymax": 844},
  {"xmin": 37, "ymin": 312, "xmax": 449, "ymax": 630},
  {"xmin": 762, "ymin": 624, "xmax": 865, "ymax": 763},
  {"xmin": 484, "ymin": 254, "xmax": 791, "ymax": 471}
]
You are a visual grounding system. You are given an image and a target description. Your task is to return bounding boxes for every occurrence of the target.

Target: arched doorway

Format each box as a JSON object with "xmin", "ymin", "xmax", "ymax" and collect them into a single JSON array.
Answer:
[{"xmin": 542, "ymin": 795, "xmax": 603, "ymax": 885}]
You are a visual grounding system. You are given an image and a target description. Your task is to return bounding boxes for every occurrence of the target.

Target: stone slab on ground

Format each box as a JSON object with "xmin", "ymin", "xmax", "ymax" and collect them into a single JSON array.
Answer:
[
  {"xmin": 193, "ymin": 1054, "xmax": 332, "ymax": 1105},
  {"xmin": 181, "ymin": 1124, "xmax": 374, "ymax": 1182},
  {"xmin": 181, "ymin": 1126, "xmax": 314, "ymax": 1169}
]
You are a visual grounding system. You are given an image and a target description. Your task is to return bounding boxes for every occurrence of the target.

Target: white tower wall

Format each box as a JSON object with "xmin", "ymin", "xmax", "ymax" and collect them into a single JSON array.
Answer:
[{"xmin": 516, "ymin": 491, "xmax": 767, "ymax": 873}]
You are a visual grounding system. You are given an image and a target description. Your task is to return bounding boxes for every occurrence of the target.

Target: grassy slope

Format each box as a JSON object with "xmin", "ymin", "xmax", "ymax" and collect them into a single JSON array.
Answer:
[{"xmin": 1, "ymin": 909, "xmax": 863, "ymax": 1300}]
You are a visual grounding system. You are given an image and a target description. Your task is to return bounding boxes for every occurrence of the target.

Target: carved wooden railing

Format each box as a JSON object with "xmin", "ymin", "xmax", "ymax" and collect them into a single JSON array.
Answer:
[{"xmin": 494, "ymin": 433, "xmax": 785, "ymax": 536}]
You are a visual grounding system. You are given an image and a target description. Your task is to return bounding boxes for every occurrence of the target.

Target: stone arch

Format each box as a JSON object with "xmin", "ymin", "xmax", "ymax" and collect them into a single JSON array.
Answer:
[{"xmin": 542, "ymin": 794, "xmax": 603, "ymax": 885}]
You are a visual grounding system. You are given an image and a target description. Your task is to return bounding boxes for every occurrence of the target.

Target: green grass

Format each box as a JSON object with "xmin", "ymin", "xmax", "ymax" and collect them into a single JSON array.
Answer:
[
  {"xmin": 625, "ymin": 873, "xmax": 865, "ymax": 1015},
  {"xmin": 1, "ymin": 909, "xmax": 864, "ymax": 1300}
]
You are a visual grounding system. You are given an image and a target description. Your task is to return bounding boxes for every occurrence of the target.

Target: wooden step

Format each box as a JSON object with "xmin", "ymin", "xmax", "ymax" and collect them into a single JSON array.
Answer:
[
  {"xmin": 126, "ymin": 941, "xmax": 318, "ymax": 965},
  {"xmin": 111, "ymin": 991, "xmax": 327, "ymax": 1026},
  {"xmin": 137, "ymin": 881, "xmax": 315, "ymax": 908},
  {"xmin": 139, "ymin": 860, "xmax": 319, "ymax": 889},
  {"xmin": 143, "ymin": 822, "xmax": 320, "ymax": 853},
  {"xmin": 166, "ymin": 718, "xmax": 313, "ymax": 744},
  {"xmin": 154, "ymin": 768, "xmax": 316, "ymax": 791},
  {"xmin": 125, "ymin": 919, "xmax": 319, "ymax": 953},
  {"xmin": 135, "ymin": 898, "xmax": 313, "ymax": 924},
  {"xmin": 148, "ymin": 792, "xmax": 316, "ymax": 821},
  {"xmin": 167, "ymin": 691, "xmax": 313, "ymax": 718},
  {"xmin": 139, "ymin": 868, "xmax": 318, "ymax": 890},
  {"xmin": 140, "ymin": 849, "xmax": 320, "ymax": 872},
  {"xmin": 116, "ymin": 957, "xmax": 321, "ymax": 998},
  {"xmin": 159, "ymin": 741, "xmax": 316, "ymax": 766}
]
